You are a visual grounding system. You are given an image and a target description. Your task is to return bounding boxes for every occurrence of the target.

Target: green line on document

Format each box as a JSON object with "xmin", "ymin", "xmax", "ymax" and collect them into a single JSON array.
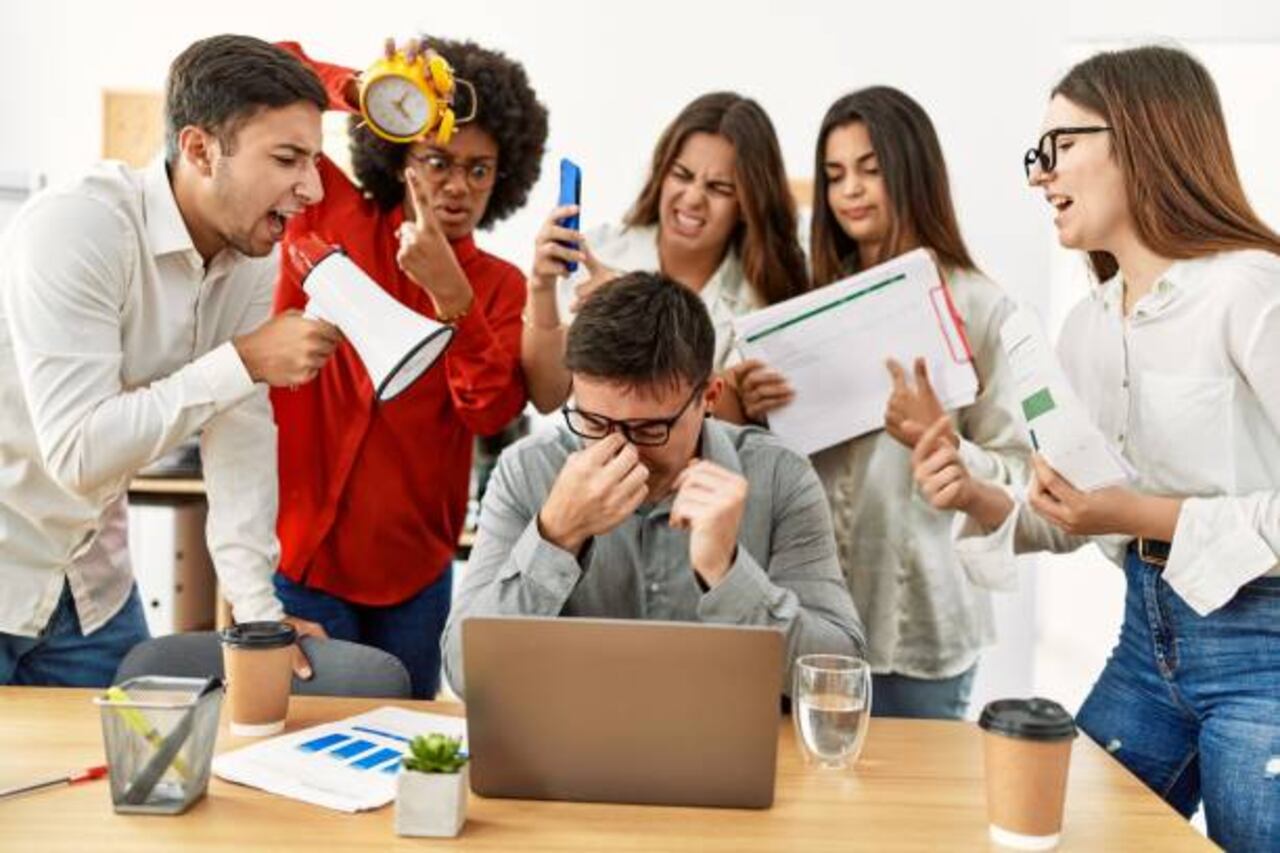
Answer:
[{"xmin": 743, "ymin": 273, "xmax": 907, "ymax": 343}]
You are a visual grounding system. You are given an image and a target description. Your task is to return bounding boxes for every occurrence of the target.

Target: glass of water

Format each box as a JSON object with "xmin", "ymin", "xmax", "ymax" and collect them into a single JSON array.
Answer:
[{"xmin": 793, "ymin": 654, "xmax": 872, "ymax": 769}]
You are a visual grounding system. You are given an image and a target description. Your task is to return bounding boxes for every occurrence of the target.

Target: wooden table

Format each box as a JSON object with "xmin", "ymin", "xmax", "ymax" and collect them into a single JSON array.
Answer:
[{"xmin": 0, "ymin": 688, "xmax": 1212, "ymax": 852}]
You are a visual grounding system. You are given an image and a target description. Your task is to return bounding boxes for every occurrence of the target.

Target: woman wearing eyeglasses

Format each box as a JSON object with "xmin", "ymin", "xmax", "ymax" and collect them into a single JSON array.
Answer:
[
  {"xmin": 911, "ymin": 46, "xmax": 1280, "ymax": 849},
  {"xmin": 520, "ymin": 92, "xmax": 810, "ymax": 414},
  {"xmin": 720, "ymin": 86, "xmax": 1029, "ymax": 720},
  {"xmin": 267, "ymin": 39, "xmax": 548, "ymax": 698}
]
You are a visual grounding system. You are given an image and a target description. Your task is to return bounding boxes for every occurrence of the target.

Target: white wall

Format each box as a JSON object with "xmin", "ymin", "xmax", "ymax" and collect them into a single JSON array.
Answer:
[
  {"xmin": 3, "ymin": 0, "xmax": 1067, "ymax": 306},
  {"xmin": 3, "ymin": 0, "xmax": 1277, "ymax": 714}
]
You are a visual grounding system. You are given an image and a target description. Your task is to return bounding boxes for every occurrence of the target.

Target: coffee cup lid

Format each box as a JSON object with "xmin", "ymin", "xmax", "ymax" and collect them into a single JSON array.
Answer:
[
  {"xmin": 219, "ymin": 621, "xmax": 297, "ymax": 650},
  {"xmin": 978, "ymin": 697, "xmax": 1077, "ymax": 741}
]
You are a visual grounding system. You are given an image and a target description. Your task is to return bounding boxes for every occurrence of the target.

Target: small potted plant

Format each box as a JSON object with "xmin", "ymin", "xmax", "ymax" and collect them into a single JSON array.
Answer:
[{"xmin": 394, "ymin": 733, "xmax": 469, "ymax": 837}]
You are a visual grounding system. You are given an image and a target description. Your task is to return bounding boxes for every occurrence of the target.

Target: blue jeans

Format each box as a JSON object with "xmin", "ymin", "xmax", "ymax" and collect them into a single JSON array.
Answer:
[
  {"xmin": 0, "ymin": 581, "xmax": 150, "ymax": 687},
  {"xmin": 274, "ymin": 566, "xmax": 452, "ymax": 700},
  {"xmin": 1076, "ymin": 549, "xmax": 1280, "ymax": 852},
  {"xmin": 871, "ymin": 664, "xmax": 977, "ymax": 720}
]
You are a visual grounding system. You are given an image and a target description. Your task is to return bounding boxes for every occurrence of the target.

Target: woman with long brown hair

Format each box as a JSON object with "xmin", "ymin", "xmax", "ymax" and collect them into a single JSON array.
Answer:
[
  {"xmin": 807, "ymin": 91, "xmax": 978, "ymax": 287},
  {"xmin": 731, "ymin": 86, "xmax": 1029, "ymax": 720},
  {"xmin": 911, "ymin": 46, "xmax": 1280, "ymax": 849},
  {"xmin": 521, "ymin": 91, "xmax": 809, "ymax": 412}
]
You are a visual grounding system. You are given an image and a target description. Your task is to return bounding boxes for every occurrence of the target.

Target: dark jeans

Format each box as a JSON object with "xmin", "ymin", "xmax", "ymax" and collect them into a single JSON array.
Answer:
[
  {"xmin": 871, "ymin": 664, "xmax": 977, "ymax": 720},
  {"xmin": 274, "ymin": 566, "xmax": 452, "ymax": 699},
  {"xmin": 1076, "ymin": 549, "xmax": 1280, "ymax": 851},
  {"xmin": 1, "ymin": 582, "xmax": 150, "ymax": 686}
]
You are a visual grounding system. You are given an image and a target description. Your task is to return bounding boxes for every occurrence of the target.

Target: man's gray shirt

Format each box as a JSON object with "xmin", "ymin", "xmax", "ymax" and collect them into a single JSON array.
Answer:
[{"xmin": 443, "ymin": 419, "xmax": 866, "ymax": 696}]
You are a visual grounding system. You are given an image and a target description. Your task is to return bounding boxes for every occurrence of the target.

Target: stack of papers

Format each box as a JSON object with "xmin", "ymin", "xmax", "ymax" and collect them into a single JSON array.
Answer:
[
  {"xmin": 212, "ymin": 706, "xmax": 467, "ymax": 812},
  {"xmin": 733, "ymin": 249, "xmax": 978, "ymax": 454},
  {"xmin": 999, "ymin": 306, "xmax": 1133, "ymax": 490}
]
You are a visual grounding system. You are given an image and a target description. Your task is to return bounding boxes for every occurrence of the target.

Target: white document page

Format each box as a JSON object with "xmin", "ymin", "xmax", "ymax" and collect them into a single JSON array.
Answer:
[
  {"xmin": 999, "ymin": 306, "xmax": 1133, "ymax": 491},
  {"xmin": 212, "ymin": 706, "xmax": 467, "ymax": 812},
  {"xmin": 733, "ymin": 249, "xmax": 978, "ymax": 455}
]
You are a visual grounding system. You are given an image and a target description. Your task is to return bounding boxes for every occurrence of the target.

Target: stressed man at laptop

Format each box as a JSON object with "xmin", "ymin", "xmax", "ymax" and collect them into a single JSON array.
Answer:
[{"xmin": 444, "ymin": 271, "xmax": 865, "ymax": 695}]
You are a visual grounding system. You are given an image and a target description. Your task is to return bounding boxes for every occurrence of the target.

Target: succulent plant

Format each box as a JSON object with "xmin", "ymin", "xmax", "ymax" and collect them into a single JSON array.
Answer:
[{"xmin": 403, "ymin": 733, "xmax": 468, "ymax": 774}]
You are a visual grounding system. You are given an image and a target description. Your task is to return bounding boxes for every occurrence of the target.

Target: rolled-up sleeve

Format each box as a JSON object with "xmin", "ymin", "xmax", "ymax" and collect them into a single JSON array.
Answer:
[
  {"xmin": 1164, "ymin": 295, "xmax": 1280, "ymax": 614},
  {"xmin": 952, "ymin": 484, "xmax": 1128, "ymax": 590},
  {"xmin": 441, "ymin": 265, "xmax": 527, "ymax": 436}
]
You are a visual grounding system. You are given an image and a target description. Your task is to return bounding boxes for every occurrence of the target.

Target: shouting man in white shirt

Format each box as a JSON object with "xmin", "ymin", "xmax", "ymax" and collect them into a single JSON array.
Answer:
[{"xmin": 0, "ymin": 34, "xmax": 341, "ymax": 686}]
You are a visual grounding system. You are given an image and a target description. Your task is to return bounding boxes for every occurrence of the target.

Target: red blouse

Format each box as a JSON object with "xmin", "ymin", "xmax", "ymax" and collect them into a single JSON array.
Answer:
[{"xmin": 271, "ymin": 43, "xmax": 527, "ymax": 604}]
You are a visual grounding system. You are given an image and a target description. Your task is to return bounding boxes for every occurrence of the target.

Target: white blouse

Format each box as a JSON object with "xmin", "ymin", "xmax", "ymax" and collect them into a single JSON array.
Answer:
[
  {"xmin": 556, "ymin": 223, "xmax": 755, "ymax": 371},
  {"xmin": 956, "ymin": 250, "xmax": 1280, "ymax": 615},
  {"xmin": 812, "ymin": 267, "xmax": 1030, "ymax": 678}
]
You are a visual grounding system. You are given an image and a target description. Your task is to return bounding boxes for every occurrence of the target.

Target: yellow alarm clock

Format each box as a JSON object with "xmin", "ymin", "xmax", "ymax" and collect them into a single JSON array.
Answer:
[{"xmin": 358, "ymin": 50, "xmax": 475, "ymax": 145}]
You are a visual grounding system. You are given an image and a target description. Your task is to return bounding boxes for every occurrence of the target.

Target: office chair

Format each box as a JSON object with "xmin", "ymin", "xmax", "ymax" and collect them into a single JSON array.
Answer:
[{"xmin": 113, "ymin": 632, "xmax": 412, "ymax": 698}]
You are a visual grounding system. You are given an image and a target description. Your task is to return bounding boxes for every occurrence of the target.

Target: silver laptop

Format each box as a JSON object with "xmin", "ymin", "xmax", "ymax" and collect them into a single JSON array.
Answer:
[{"xmin": 462, "ymin": 616, "xmax": 784, "ymax": 809}]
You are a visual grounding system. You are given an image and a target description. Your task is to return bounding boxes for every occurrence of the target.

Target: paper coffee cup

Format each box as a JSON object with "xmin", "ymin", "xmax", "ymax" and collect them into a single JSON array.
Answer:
[
  {"xmin": 978, "ymin": 698, "xmax": 1077, "ymax": 850},
  {"xmin": 219, "ymin": 621, "xmax": 297, "ymax": 737}
]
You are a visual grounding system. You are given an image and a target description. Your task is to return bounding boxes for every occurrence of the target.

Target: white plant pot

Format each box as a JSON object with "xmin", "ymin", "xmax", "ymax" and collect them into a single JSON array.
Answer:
[{"xmin": 395, "ymin": 766, "xmax": 468, "ymax": 838}]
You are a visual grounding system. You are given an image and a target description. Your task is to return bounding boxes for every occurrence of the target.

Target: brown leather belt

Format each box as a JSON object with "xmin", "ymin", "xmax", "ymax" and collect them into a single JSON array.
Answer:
[{"xmin": 1133, "ymin": 537, "xmax": 1171, "ymax": 567}]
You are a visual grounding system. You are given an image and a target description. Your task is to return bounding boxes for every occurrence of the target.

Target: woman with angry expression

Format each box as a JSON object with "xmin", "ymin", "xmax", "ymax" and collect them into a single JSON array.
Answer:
[{"xmin": 521, "ymin": 91, "xmax": 810, "ymax": 416}]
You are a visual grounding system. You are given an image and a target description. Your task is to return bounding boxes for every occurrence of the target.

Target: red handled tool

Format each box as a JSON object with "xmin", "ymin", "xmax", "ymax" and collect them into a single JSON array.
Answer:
[{"xmin": 0, "ymin": 764, "xmax": 108, "ymax": 799}]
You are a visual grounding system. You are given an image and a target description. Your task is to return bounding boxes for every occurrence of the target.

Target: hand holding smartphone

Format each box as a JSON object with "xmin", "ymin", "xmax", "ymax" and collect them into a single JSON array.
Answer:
[{"xmin": 558, "ymin": 158, "xmax": 583, "ymax": 272}]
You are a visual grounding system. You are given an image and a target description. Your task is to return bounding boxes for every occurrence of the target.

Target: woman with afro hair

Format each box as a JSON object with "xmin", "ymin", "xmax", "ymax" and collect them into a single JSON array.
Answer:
[{"xmin": 270, "ymin": 38, "xmax": 547, "ymax": 698}]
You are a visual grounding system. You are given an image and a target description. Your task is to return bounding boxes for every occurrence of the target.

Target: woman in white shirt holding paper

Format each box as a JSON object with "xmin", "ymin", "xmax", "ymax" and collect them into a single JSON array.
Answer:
[
  {"xmin": 733, "ymin": 86, "xmax": 1030, "ymax": 719},
  {"xmin": 520, "ymin": 91, "xmax": 810, "ymax": 413},
  {"xmin": 910, "ymin": 46, "xmax": 1280, "ymax": 850}
]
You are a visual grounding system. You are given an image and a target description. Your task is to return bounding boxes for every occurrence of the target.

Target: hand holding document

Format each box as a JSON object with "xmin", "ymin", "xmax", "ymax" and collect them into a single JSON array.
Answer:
[
  {"xmin": 732, "ymin": 249, "xmax": 978, "ymax": 455},
  {"xmin": 998, "ymin": 306, "xmax": 1132, "ymax": 491}
]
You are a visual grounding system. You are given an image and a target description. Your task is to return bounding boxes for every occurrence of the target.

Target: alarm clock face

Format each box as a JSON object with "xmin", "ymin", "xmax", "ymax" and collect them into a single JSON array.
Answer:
[{"xmin": 364, "ymin": 75, "xmax": 432, "ymax": 139}]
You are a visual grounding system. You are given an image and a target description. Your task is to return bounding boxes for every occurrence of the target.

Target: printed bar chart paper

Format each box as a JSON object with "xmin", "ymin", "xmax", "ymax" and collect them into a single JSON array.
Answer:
[
  {"xmin": 999, "ymin": 304, "xmax": 1132, "ymax": 491},
  {"xmin": 212, "ymin": 706, "xmax": 467, "ymax": 812}
]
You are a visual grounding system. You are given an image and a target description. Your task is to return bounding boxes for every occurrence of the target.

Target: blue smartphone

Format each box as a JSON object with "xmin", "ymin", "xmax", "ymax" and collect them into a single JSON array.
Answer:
[{"xmin": 558, "ymin": 158, "xmax": 582, "ymax": 272}]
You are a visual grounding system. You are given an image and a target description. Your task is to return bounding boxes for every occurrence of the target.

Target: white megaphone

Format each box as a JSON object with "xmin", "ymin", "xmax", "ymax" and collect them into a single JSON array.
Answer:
[{"xmin": 290, "ymin": 233, "xmax": 454, "ymax": 402}]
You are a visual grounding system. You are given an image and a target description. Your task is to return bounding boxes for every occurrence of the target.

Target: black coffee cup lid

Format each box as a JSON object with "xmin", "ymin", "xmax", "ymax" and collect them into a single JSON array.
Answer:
[
  {"xmin": 979, "ymin": 697, "xmax": 1077, "ymax": 741},
  {"xmin": 219, "ymin": 621, "xmax": 297, "ymax": 650}
]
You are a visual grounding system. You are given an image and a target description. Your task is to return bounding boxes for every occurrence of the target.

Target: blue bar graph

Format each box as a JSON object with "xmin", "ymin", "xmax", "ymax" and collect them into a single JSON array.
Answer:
[
  {"xmin": 293, "ymin": 727, "xmax": 412, "ymax": 773},
  {"xmin": 351, "ymin": 747, "xmax": 401, "ymax": 770},
  {"xmin": 329, "ymin": 739, "xmax": 376, "ymax": 760},
  {"xmin": 298, "ymin": 733, "xmax": 350, "ymax": 753}
]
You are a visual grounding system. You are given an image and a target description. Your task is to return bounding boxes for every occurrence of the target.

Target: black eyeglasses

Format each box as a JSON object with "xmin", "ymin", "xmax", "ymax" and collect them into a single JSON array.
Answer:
[
  {"xmin": 562, "ymin": 383, "xmax": 706, "ymax": 447},
  {"xmin": 1023, "ymin": 126, "xmax": 1112, "ymax": 179},
  {"xmin": 408, "ymin": 151, "xmax": 501, "ymax": 190}
]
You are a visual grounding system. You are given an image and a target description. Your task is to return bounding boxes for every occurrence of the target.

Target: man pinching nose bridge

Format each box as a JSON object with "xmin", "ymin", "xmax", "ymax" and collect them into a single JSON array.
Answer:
[
  {"xmin": 442, "ymin": 272, "xmax": 864, "ymax": 697},
  {"xmin": 542, "ymin": 277, "xmax": 749, "ymax": 589}
]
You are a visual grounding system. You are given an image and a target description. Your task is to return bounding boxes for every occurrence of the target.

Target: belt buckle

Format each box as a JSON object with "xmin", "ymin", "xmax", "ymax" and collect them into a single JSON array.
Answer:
[{"xmin": 1136, "ymin": 537, "xmax": 1168, "ymax": 568}]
